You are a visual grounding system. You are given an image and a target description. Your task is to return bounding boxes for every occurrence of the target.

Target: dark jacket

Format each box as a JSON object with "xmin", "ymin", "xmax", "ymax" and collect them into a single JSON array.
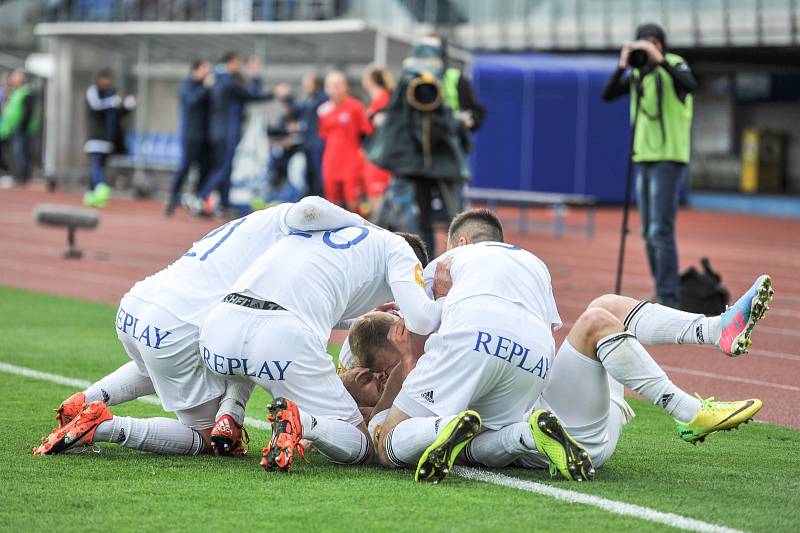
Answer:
[
  {"xmin": 293, "ymin": 89, "xmax": 327, "ymax": 148},
  {"xmin": 85, "ymin": 84, "xmax": 129, "ymax": 154},
  {"xmin": 178, "ymin": 77, "xmax": 210, "ymax": 144},
  {"xmin": 208, "ymin": 72, "xmax": 273, "ymax": 145}
]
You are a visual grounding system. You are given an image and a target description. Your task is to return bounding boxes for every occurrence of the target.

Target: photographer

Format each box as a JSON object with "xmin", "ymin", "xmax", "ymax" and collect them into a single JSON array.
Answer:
[{"xmin": 603, "ymin": 23, "xmax": 697, "ymax": 308}]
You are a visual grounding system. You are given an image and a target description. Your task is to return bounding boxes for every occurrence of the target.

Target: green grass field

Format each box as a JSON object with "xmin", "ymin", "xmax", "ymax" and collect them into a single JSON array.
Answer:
[{"xmin": 1, "ymin": 286, "xmax": 799, "ymax": 532}]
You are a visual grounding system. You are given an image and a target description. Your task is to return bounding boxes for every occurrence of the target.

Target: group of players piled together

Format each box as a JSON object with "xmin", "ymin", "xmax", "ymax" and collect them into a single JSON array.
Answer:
[{"xmin": 34, "ymin": 197, "xmax": 772, "ymax": 483}]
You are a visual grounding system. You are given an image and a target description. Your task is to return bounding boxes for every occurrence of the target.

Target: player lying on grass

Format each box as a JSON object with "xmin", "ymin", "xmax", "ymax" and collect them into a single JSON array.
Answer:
[
  {"xmin": 350, "ymin": 209, "xmax": 770, "ymax": 482},
  {"xmin": 197, "ymin": 225, "xmax": 451, "ymax": 472},
  {"xmin": 34, "ymin": 197, "xmax": 366, "ymax": 458}
]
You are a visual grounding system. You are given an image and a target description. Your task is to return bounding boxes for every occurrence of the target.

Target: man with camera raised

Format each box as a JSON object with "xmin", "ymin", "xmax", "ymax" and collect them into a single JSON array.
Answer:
[{"xmin": 603, "ymin": 23, "xmax": 697, "ymax": 308}]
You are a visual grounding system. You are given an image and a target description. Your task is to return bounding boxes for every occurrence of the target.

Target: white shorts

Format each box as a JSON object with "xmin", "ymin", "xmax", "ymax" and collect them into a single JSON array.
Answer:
[
  {"xmin": 518, "ymin": 340, "xmax": 636, "ymax": 468},
  {"xmin": 394, "ymin": 296, "xmax": 555, "ymax": 430},
  {"xmin": 116, "ymin": 295, "xmax": 227, "ymax": 428},
  {"xmin": 198, "ymin": 302, "xmax": 363, "ymax": 427}
]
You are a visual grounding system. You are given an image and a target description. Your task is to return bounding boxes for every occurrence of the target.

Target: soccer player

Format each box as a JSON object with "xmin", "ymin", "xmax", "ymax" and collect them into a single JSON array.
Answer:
[
  {"xmin": 197, "ymin": 227, "xmax": 446, "ymax": 472},
  {"xmin": 34, "ymin": 197, "xmax": 366, "ymax": 458},
  {"xmin": 370, "ymin": 209, "xmax": 770, "ymax": 480},
  {"xmin": 374, "ymin": 211, "xmax": 590, "ymax": 484}
]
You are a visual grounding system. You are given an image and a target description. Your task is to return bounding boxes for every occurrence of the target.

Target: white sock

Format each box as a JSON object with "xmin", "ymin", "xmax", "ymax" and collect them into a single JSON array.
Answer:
[
  {"xmin": 94, "ymin": 416, "xmax": 204, "ymax": 455},
  {"xmin": 215, "ymin": 380, "xmax": 254, "ymax": 426},
  {"xmin": 384, "ymin": 415, "xmax": 456, "ymax": 467},
  {"xmin": 625, "ymin": 301, "xmax": 721, "ymax": 346},
  {"xmin": 84, "ymin": 361, "xmax": 155, "ymax": 405},
  {"xmin": 464, "ymin": 423, "xmax": 536, "ymax": 468},
  {"xmin": 597, "ymin": 332, "xmax": 701, "ymax": 423},
  {"xmin": 298, "ymin": 409, "xmax": 369, "ymax": 465}
]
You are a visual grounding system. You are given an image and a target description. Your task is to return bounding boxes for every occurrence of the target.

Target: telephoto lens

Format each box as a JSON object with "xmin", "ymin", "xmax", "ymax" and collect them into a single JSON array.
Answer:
[{"xmin": 628, "ymin": 49, "xmax": 649, "ymax": 69}]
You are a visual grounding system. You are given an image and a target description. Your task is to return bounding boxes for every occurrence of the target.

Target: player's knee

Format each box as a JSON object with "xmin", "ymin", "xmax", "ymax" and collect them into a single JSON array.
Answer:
[
  {"xmin": 587, "ymin": 294, "xmax": 618, "ymax": 312},
  {"xmin": 575, "ymin": 308, "xmax": 623, "ymax": 346}
]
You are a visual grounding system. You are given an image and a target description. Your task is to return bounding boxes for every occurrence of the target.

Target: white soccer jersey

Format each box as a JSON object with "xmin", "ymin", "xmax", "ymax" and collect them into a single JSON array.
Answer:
[
  {"xmin": 231, "ymin": 226, "xmax": 443, "ymax": 346},
  {"xmin": 422, "ymin": 242, "xmax": 562, "ymax": 330},
  {"xmin": 127, "ymin": 197, "xmax": 364, "ymax": 326}
]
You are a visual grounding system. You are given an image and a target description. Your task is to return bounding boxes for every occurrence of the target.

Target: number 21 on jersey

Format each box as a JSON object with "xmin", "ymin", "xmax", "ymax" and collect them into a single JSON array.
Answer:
[{"xmin": 183, "ymin": 218, "xmax": 246, "ymax": 261}]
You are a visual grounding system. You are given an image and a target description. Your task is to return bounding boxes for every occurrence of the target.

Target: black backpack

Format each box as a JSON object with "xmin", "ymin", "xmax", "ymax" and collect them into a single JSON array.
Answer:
[{"xmin": 680, "ymin": 258, "xmax": 730, "ymax": 316}]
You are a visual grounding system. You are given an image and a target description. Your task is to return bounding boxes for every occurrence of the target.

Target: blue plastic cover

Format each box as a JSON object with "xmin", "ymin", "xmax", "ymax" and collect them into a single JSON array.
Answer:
[{"xmin": 470, "ymin": 53, "xmax": 631, "ymax": 202}]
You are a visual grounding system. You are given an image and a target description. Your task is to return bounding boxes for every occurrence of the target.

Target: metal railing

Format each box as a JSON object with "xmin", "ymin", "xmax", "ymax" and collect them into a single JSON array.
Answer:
[{"xmin": 6, "ymin": 0, "xmax": 800, "ymax": 49}]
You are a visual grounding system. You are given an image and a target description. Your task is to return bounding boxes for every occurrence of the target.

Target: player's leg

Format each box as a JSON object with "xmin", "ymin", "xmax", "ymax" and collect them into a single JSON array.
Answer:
[
  {"xmin": 210, "ymin": 379, "xmax": 254, "ymax": 456},
  {"xmin": 588, "ymin": 274, "xmax": 773, "ymax": 356},
  {"xmin": 257, "ymin": 317, "xmax": 371, "ymax": 469},
  {"xmin": 56, "ymin": 360, "xmax": 155, "ymax": 428},
  {"xmin": 35, "ymin": 398, "xmax": 216, "ymax": 456}
]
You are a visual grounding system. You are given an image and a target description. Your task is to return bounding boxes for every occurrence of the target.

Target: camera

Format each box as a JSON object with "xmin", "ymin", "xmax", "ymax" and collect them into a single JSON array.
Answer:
[{"xmin": 629, "ymin": 49, "xmax": 649, "ymax": 69}]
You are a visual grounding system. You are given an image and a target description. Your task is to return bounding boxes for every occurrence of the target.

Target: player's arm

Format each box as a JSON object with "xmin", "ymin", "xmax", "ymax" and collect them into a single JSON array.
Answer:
[
  {"xmin": 282, "ymin": 196, "xmax": 365, "ymax": 233},
  {"xmin": 386, "ymin": 241, "xmax": 444, "ymax": 335}
]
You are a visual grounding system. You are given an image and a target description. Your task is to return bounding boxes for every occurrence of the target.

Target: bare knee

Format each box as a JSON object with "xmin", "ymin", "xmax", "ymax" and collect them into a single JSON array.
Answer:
[
  {"xmin": 567, "ymin": 308, "xmax": 624, "ymax": 359},
  {"xmin": 376, "ymin": 408, "xmax": 408, "ymax": 468},
  {"xmin": 588, "ymin": 294, "xmax": 640, "ymax": 323}
]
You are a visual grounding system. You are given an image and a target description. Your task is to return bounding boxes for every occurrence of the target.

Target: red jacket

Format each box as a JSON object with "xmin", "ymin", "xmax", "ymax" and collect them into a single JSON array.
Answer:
[{"xmin": 318, "ymin": 95, "xmax": 372, "ymax": 181}]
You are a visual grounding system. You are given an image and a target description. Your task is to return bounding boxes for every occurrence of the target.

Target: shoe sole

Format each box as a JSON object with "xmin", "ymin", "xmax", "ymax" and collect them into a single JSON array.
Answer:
[
  {"xmin": 261, "ymin": 398, "xmax": 296, "ymax": 472},
  {"xmin": 210, "ymin": 434, "xmax": 234, "ymax": 456},
  {"xmin": 533, "ymin": 411, "xmax": 595, "ymax": 482},
  {"xmin": 685, "ymin": 401, "xmax": 763, "ymax": 445},
  {"xmin": 416, "ymin": 412, "xmax": 481, "ymax": 484},
  {"xmin": 729, "ymin": 275, "xmax": 774, "ymax": 357}
]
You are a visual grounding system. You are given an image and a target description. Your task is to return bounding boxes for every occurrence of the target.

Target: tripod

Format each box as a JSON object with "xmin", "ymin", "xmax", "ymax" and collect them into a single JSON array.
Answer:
[{"xmin": 614, "ymin": 77, "xmax": 643, "ymax": 295}]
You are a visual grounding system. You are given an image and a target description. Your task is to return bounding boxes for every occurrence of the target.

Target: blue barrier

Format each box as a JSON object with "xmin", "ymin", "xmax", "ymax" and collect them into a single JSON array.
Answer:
[{"xmin": 470, "ymin": 53, "xmax": 631, "ymax": 203}]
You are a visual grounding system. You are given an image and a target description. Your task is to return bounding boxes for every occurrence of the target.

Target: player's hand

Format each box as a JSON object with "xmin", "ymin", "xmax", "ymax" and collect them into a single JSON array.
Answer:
[
  {"xmin": 373, "ymin": 302, "xmax": 400, "ymax": 316},
  {"xmin": 433, "ymin": 257, "xmax": 453, "ymax": 300},
  {"xmin": 123, "ymin": 95, "xmax": 137, "ymax": 110},
  {"xmin": 387, "ymin": 319, "xmax": 425, "ymax": 375},
  {"xmin": 203, "ymin": 72, "xmax": 216, "ymax": 87},
  {"xmin": 631, "ymin": 39, "xmax": 664, "ymax": 64},
  {"xmin": 619, "ymin": 42, "xmax": 633, "ymax": 68}
]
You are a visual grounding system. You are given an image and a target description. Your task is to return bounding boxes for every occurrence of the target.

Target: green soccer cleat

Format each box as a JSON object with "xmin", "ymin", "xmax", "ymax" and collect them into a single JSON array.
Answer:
[
  {"xmin": 676, "ymin": 395, "xmax": 763, "ymax": 444},
  {"xmin": 83, "ymin": 183, "xmax": 112, "ymax": 208},
  {"xmin": 415, "ymin": 410, "xmax": 481, "ymax": 484},
  {"xmin": 530, "ymin": 410, "xmax": 595, "ymax": 482}
]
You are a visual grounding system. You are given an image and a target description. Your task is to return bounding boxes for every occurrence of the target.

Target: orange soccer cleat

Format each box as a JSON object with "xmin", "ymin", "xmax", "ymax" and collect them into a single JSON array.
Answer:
[
  {"xmin": 210, "ymin": 414, "xmax": 250, "ymax": 457},
  {"xmin": 34, "ymin": 401, "xmax": 112, "ymax": 456},
  {"xmin": 55, "ymin": 391, "xmax": 86, "ymax": 428},
  {"xmin": 261, "ymin": 397, "xmax": 305, "ymax": 473}
]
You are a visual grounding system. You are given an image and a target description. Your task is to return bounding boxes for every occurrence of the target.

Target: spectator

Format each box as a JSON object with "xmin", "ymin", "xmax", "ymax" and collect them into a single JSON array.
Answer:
[
  {"xmin": 0, "ymin": 71, "xmax": 11, "ymax": 185},
  {"xmin": 318, "ymin": 70, "xmax": 372, "ymax": 213},
  {"xmin": 0, "ymin": 69, "xmax": 39, "ymax": 186},
  {"xmin": 165, "ymin": 59, "xmax": 213, "ymax": 216},
  {"xmin": 292, "ymin": 73, "xmax": 326, "ymax": 197},
  {"xmin": 361, "ymin": 64, "xmax": 395, "ymax": 219},
  {"xmin": 83, "ymin": 67, "xmax": 136, "ymax": 208},
  {"xmin": 602, "ymin": 23, "xmax": 696, "ymax": 308},
  {"xmin": 188, "ymin": 52, "xmax": 289, "ymax": 217}
]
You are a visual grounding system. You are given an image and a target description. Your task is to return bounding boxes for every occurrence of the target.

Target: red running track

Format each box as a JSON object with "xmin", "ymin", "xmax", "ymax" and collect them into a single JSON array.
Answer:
[{"xmin": 1, "ymin": 184, "xmax": 799, "ymax": 428}]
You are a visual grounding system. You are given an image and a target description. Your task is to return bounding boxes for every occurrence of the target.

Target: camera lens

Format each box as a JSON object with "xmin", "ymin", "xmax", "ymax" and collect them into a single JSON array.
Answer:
[{"xmin": 629, "ymin": 49, "xmax": 648, "ymax": 69}]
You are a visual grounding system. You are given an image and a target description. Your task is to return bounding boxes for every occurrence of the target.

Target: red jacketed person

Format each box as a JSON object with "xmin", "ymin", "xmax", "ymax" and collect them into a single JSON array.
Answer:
[{"xmin": 318, "ymin": 71, "xmax": 372, "ymax": 212}]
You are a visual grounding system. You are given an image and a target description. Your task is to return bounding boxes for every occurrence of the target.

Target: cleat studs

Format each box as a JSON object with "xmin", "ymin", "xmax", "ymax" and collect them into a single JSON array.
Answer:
[
  {"xmin": 538, "ymin": 421, "xmax": 547, "ymax": 429},
  {"xmin": 568, "ymin": 465, "xmax": 576, "ymax": 472},
  {"xmin": 580, "ymin": 451, "xmax": 588, "ymax": 459}
]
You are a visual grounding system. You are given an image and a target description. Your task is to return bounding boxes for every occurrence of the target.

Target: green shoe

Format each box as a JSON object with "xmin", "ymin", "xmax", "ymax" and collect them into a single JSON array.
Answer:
[
  {"xmin": 675, "ymin": 395, "xmax": 762, "ymax": 444},
  {"xmin": 83, "ymin": 183, "xmax": 111, "ymax": 208},
  {"xmin": 415, "ymin": 410, "xmax": 481, "ymax": 484},
  {"xmin": 530, "ymin": 410, "xmax": 595, "ymax": 481}
]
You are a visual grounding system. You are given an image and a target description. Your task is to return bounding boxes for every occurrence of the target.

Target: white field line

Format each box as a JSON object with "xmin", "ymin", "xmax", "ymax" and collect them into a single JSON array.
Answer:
[
  {"xmin": 455, "ymin": 468, "xmax": 746, "ymax": 533},
  {"xmin": 3, "ymin": 361, "xmax": 745, "ymax": 533}
]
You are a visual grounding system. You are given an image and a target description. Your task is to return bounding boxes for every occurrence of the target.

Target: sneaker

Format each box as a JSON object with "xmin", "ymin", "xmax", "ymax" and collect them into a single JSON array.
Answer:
[
  {"xmin": 56, "ymin": 391, "xmax": 86, "ymax": 428},
  {"xmin": 415, "ymin": 410, "xmax": 482, "ymax": 484},
  {"xmin": 164, "ymin": 196, "xmax": 178, "ymax": 217},
  {"xmin": 529, "ymin": 410, "xmax": 595, "ymax": 481},
  {"xmin": 676, "ymin": 395, "xmax": 763, "ymax": 444},
  {"xmin": 210, "ymin": 414, "xmax": 250, "ymax": 457},
  {"xmin": 261, "ymin": 397, "xmax": 304, "ymax": 472},
  {"xmin": 717, "ymin": 275, "xmax": 773, "ymax": 356},
  {"xmin": 33, "ymin": 401, "xmax": 112, "ymax": 456},
  {"xmin": 83, "ymin": 183, "xmax": 111, "ymax": 208},
  {"xmin": 182, "ymin": 194, "xmax": 204, "ymax": 217}
]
